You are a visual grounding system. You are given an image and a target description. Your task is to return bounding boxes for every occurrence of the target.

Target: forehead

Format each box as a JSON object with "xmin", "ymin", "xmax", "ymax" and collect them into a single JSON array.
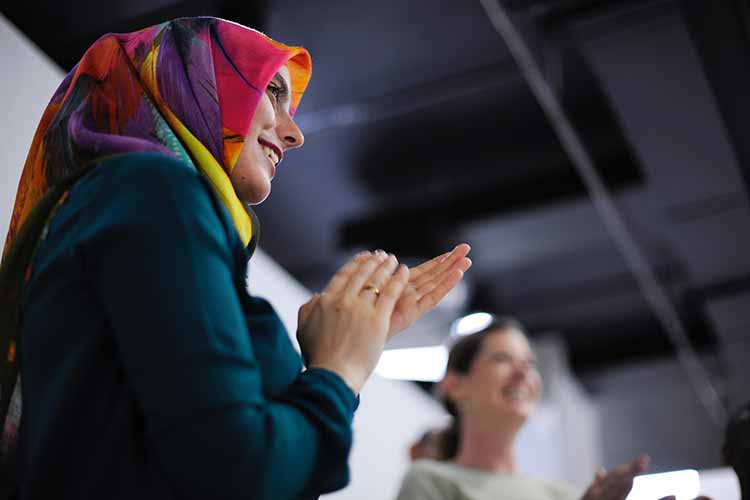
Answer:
[{"xmin": 479, "ymin": 329, "xmax": 533, "ymax": 356}]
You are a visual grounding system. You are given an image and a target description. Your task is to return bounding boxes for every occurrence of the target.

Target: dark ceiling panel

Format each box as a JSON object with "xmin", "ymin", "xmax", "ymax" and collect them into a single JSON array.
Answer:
[
  {"xmin": 340, "ymin": 149, "xmax": 640, "ymax": 255},
  {"xmin": 680, "ymin": 0, "xmax": 750, "ymax": 194},
  {"xmin": 2, "ymin": 0, "xmax": 267, "ymax": 70},
  {"xmin": 265, "ymin": 0, "xmax": 515, "ymax": 109}
]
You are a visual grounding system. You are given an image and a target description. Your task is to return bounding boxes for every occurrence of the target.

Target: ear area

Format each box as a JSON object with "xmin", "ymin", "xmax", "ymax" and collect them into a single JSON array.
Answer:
[{"xmin": 439, "ymin": 370, "xmax": 466, "ymax": 402}]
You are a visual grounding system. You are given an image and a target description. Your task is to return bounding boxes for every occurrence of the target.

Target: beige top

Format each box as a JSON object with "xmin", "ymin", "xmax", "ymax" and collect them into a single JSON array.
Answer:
[{"xmin": 396, "ymin": 460, "xmax": 580, "ymax": 500}]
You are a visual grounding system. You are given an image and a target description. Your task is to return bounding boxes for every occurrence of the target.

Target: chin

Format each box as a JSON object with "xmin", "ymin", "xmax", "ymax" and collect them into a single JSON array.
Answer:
[
  {"xmin": 230, "ymin": 158, "xmax": 272, "ymax": 205},
  {"xmin": 519, "ymin": 406, "xmax": 538, "ymax": 421},
  {"xmin": 247, "ymin": 191, "xmax": 270, "ymax": 205},
  {"xmin": 240, "ymin": 183, "xmax": 271, "ymax": 205},
  {"xmin": 503, "ymin": 403, "xmax": 536, "ymax": 421}
]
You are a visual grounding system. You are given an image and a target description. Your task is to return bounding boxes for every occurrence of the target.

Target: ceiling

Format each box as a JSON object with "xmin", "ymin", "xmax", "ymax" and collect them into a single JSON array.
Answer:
[{"xmin": 4, "ymin": 0, "xmax": 750, "ymax": 390}]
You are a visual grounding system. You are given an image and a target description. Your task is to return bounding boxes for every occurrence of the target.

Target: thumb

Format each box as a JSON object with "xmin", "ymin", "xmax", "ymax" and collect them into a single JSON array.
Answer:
[
  {"xmin": 298, "ymin": 293, "xmax": 321, "ymax": 327},
  {"xmin": 594, "ymin": 466, "xmax": 606, "ymax": 482}
]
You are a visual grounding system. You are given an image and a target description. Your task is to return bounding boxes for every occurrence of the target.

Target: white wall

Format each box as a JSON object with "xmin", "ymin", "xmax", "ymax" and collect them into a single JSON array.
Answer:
[
  {"xmin": 0, "ymin": 14, "xmax": 63, "ymax": 251},
  {"xmin": 533, "ymin": 334, "xmax": 602, "ymax": 491},
  {"xmin": 326, "ymin": 376, "xmax": 448, "ymax": 500}
]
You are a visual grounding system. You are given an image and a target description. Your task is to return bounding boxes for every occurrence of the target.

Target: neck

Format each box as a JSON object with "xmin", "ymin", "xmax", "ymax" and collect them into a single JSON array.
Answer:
[{"xmin": 453, "ymin": 415, "xmax": 523, "ymax": 474}]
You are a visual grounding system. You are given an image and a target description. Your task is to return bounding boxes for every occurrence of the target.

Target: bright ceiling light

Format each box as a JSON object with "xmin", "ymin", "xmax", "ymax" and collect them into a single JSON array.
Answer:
[
  {"xmin": 626, "ymin": 469, "xmax": 700, "ymax": 500},
  {"xmin": 374, "ymin": 346, "xmax": 449, "ymax": 382},
  {"xmin": 451, "ymin": 312, "xmax": 494, "ymax": 337}
]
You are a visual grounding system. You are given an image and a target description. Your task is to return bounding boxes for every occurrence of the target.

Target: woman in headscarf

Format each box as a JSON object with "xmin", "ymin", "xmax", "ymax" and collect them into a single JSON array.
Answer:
[{"xmin": 0, "ymin": 17, "xmax": 472, "ymax": 499}]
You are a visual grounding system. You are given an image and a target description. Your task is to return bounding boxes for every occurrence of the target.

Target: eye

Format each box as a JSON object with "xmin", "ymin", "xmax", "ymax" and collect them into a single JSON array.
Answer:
[
  {"xmin": 490, "ymin": 352, "xmax": 513, "ymax": 364},
  {"xmin": 266, "ymin": 83, "xmax": 283, "ymax": 104}
]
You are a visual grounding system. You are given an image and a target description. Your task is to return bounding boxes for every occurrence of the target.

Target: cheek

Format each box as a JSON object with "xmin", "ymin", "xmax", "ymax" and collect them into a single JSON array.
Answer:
[
  {"xmin": 471, "ymin": 368, "xmax": 509, "ymax": 397},
  {"xmin": 233, "ymin": 146, "xmax": 255, "ymax": 178},
  {"xmin": 529, "ymin": 374, "xmax": 543, "ymax": 399},
  {"xmin": 230, "ymin": 149, "xmax": 269, "ymax": 201},
  {"xmin": 249, "ymin": 95, "xmax": 276, "ymax": 132}
]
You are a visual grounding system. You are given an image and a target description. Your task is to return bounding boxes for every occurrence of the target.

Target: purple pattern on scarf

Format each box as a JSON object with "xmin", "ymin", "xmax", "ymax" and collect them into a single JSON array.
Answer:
[{"xmin": 156, "ymin": 22, "xmax": 223, "ymax": 163}]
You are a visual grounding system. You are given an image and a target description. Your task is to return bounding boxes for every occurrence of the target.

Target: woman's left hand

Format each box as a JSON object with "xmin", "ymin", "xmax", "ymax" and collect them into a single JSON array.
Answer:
[
  {"xmin": 581, "ymin": 455, "xmax": 713, "ymax": 500},
  {"xmin": 298, "ymin": 244, "xmax": 472, "ymax": 339},
  {"xmin": 387, "ymin": 243, "xmax": 472, "ymax": 339},
  {"xmin": 582, "ymin": 455, "xmax": 649, "ymax": 500}
]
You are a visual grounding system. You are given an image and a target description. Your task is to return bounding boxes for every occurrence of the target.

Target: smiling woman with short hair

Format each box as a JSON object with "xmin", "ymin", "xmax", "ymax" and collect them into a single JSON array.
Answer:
[{"xmin": 396, "ymin": 318, "xmax": 670, "ymax": 500}]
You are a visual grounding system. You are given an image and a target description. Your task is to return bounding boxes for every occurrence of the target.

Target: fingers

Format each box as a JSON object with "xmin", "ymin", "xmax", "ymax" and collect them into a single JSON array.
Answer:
[
  {"xmin": 412, "ymin": 245, "xmax": 472, "ymax": 292},
  {"xmin": 359, "ymin": 253, "xmax": 399, "ymax": 302},
  {"xmin": 408, "ymin": 251, "xmax": 450, "ymax": 282},
  {"xmin": 376, "ymin": 264, "xmax": 409, "ymax": 315},
  {"xmin": 594, "ymin": 466, "xmax": 606, "ymax": 483},
  {"xmin": 412, "ymin": 244, "xmax": 470, "ymax": 284},
  {"xmin": 595, "ymin": 455, "xmax": 649, "ymax": 500},
  {"xmin": 413, "ymin": 247, "xmax": 472, "ymax": 300},
  {"xmin": 409, "ymin": 243, "xmax": 471, "ymax": 284},
  {"xmin": 630, "ymin": 454, "xmax": 650, "ymax": 475},
  {"xmin": 607, "ymin": 455, "xmax": 648, "ymax": 478},
  {"xmin": 343, "ymin": 251, "xmax": 390, "ymax": 302},
  {"xmin": 325, "ymin": 251, "xmax": 373, "ymax": 295},
  {"xmin": 414, "ymin": 267, "xmax": 466, "ymax": 314}
]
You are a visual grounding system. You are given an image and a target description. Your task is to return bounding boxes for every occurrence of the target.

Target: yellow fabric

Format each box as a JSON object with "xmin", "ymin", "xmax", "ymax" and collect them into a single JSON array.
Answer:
[{"xmin": 141, "ymin": 41, "xmax": 253, "ymax": 245}]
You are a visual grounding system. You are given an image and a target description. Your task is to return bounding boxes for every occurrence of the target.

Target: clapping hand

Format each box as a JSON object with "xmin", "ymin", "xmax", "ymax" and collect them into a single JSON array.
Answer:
[
  {"xmin": 295, "ymin": 245, "xmax": 471, "ymax": 392},
  {"xmin": 298, "ymin": 244, "xmax": 472, "ymax": 337},
  {"xmin": 582, "ymin": 455, "xmax": 712, "ymax": 500},
  {"xmin": 387, "ymin": 243, "xmax": 472, "ymax": 338},
  {"xmin": 582, "ymin": 455, "xmax": 650, "ymax": 500},
  {"xmin": 296, "ymin": 251, "xmax": 409, "ymax": 392}
]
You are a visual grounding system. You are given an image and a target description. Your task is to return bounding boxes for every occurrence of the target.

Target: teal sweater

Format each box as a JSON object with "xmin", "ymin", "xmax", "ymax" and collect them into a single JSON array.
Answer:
[{"xmin": 17, "ymin": 153, "xmax": 357, "ymax": 499}]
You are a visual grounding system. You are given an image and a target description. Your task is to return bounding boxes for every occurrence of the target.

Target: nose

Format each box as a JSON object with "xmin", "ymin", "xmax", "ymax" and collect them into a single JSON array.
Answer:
[
  {"xmin": 277, "ymin": 113, "xmax": 305, "ymax": 151},
  {"xmin": 511, "ymin": 360, "xmax": 533, "ymax": 379}
]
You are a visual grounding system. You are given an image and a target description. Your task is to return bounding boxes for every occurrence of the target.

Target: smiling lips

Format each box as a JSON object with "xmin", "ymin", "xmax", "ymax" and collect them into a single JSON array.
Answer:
[
  {"xmin": 259, "ymin": 140, "xmax": 282, "ymax": 167},
  {"xmin": 502, "ymin": 385, "xmax": 533, "ymax": 401}
]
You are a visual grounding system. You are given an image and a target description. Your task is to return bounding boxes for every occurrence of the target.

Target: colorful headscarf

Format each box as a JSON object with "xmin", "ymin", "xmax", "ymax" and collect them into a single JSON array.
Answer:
[
  {"xmin": 0, "ymin": 17, "xmax": 311, "ymax": 489},
  {"xmin": 5, "ymin": 16, "xmax": 311, "ymax": 253}
]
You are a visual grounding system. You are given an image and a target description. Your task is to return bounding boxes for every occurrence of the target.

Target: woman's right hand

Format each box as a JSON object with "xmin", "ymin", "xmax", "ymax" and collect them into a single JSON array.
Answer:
[
  {"xmin": 581, "ymin": 455, "xmax": 649, "ymax": 500},
  {"xmin": 296, "ymin": 251, "xmax": 409, "ymax": 393},
  {"xmin": 581, "ymin": 455, "xmax": 712, "ymax": 500}
]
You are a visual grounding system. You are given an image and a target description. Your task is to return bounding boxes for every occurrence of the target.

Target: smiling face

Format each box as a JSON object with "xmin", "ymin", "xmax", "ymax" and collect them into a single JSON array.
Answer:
[
  {"xmin": 444, "ymin": 328, "xmax": 542, "ymax": 426},
  {"xmin": 230, "ymin": 65, "xmax": 305, "ymax": 205}
]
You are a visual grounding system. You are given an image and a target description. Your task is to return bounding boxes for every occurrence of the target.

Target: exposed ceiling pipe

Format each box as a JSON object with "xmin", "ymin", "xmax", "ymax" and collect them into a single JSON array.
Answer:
[{"xmin": 478, "ymin": 0, "xmax": 726, "ymax": 425}]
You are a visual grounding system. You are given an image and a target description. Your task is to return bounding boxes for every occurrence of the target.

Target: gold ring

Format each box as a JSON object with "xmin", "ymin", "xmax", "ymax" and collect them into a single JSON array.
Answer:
[{"xmin": 362, "ymin": 285, "xmax": 380, "ymax": 296}]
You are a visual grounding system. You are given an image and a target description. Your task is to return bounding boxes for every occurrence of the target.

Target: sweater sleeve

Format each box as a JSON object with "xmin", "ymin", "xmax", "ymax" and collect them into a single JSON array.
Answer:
[{"xmin": 78, "ymin": 154, "xmax": 357, "ymax": 499}]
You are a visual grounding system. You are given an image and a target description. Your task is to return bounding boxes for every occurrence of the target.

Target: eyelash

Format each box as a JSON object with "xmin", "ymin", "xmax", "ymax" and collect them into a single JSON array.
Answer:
[
  {"xmin": 491, "ymin": 354, "xmax": 538, "ymax": 369},
  {"xmin": 267, "ymin": 83, "xmax": 283, "ymax": 103}
]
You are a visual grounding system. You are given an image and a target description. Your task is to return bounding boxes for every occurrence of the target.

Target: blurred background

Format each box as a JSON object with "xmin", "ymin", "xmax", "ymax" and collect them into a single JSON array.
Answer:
[{"xmin": 1, "ymin": 0, "xmax": 748, "ymax": 498}]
